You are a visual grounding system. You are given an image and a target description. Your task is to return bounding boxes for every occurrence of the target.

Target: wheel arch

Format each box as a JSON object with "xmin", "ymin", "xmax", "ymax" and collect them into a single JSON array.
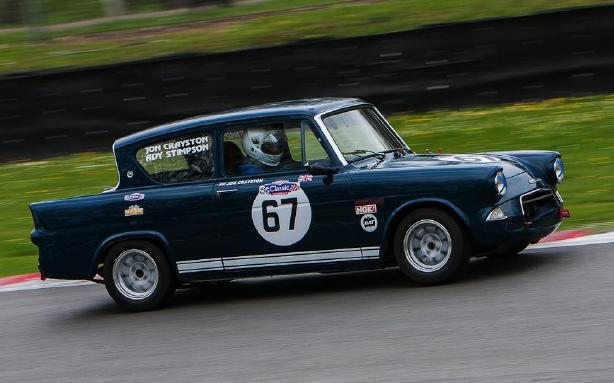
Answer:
[
  {"xmin": 91, "ymin": 231, "xmax": 178, "ymax": 277},
  {"xmin": 380, "ymin": 198, "xmax": 472, "ymax": 265}
]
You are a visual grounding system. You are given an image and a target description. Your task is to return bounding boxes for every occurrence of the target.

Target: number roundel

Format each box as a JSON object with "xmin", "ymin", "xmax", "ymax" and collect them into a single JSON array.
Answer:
[{"xmin": 251, "ymin": 180, "xmax": 312, "ymax": 246}]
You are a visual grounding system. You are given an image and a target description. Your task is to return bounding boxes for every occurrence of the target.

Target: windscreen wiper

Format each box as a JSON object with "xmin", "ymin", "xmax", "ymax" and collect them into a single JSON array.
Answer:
[
  {"xmin": 378, "ymin": 147, "xmax": 411, "ymax": 156},
  {"xmin": 344, "ymin": 149, "xmax": 386, "ymax": 163},
  {"xmin": 342, "ymin": 149, "xmax": 376, "ymax": 156}
]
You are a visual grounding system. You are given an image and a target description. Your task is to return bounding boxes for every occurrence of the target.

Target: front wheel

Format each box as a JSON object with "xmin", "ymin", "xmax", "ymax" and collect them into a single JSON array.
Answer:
[
  {"xmin": 393, "ymin": 208, "xmax": 470, "ymax": 285},
  {"xmin": 103, "ymin": 241, "xmax": 176, "ymax": 311}
]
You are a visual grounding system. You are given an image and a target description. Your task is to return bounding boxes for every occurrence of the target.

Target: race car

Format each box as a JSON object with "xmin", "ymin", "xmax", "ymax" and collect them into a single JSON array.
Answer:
[{"xmin": 30, "ymin": 98, "xmax": 567, "ymax": 311}]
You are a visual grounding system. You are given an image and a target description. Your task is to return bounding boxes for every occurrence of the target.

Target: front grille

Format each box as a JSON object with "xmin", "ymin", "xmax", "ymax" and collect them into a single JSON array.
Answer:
[{"xmin": 520, "ymin": 189, "xmax": 560, "ymax": 222}]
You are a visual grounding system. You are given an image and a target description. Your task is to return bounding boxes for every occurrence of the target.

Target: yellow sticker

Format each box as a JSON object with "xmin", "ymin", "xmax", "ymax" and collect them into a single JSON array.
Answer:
[{"xmin": 124, "ymin": 205, "xmax": 144, "ymax": 217}]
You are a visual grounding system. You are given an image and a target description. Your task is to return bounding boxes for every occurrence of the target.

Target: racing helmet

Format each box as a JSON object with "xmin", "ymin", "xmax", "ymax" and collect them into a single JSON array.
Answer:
[{"xmin": 241, "ymin": 127, "xmax": 285, "ymax": 167}]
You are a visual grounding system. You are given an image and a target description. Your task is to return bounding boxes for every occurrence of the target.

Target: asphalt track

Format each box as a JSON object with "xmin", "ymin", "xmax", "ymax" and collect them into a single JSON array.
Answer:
[{"xmin": 2, "ymin": 243, "xmax": 614, "ymax": 383}]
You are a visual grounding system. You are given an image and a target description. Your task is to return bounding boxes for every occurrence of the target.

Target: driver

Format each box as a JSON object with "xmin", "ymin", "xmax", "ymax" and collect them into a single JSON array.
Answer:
[
  {"xmin": 180, "ymin": 150, "xmax": 213, "ymax": 181},
  {"xmin": 239, "ymin": 127, "xmax": 285, "ymax": 175}
]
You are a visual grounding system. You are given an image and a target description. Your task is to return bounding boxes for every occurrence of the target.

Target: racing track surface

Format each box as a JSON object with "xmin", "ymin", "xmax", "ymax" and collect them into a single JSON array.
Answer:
[{"xmin": 1, "ymin": 243, "xmax": 614, "ymax": 383}]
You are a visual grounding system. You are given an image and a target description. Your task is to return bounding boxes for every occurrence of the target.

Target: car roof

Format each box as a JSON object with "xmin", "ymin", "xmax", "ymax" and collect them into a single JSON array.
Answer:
[{"xmin": 114, "ymin": 97, "xmax": 367, "ymax": 149}]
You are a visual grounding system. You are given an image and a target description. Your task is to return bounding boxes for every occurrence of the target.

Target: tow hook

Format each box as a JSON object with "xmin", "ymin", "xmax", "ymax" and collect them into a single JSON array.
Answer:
[{"xmin": 560, "ymin": 209, "xmax": 571, "ymax": 219}]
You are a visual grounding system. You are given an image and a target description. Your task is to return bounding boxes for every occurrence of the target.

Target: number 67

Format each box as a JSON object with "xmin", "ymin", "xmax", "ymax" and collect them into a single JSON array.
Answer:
[{"xmin": 262, "ymin": 198, "xmax": 298, "ymax": 233}]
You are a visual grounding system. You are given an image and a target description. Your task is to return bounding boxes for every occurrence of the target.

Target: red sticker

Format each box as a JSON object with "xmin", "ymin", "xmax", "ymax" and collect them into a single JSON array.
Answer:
[{"xmin": 355, "ymin": 198, "xmax": 384, "ymax": 206}]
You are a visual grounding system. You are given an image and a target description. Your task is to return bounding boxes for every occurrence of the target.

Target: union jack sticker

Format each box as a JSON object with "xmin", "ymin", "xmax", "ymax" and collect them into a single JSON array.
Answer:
[{"xmin": 298, "ymin": 174, "xmax": 314, "ymax": 182}]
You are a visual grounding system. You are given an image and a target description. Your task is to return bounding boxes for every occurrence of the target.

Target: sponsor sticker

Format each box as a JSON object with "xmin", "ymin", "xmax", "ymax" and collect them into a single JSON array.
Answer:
[
  {"xmin": 252, "ymin": 180, "xmax": 312, "ymax": 246},
  {"xmin": 355, "ymin": 198, "xmax": 384, "ymax": 206},
  {"xmin": 143, "ymin": 136, "xmax": 209, "ymax": 162},
  {"xmin": 124, "ymin": 192, "xmax": 145, "ymax": 202},
  {"xmin": 298, "ymin": 174, "xmax": 313, "ymax": 182},
  {"xmin": 259, "ymin": 180, "xmax": 301, "ymax": 196},
  {"xmin": 124, "ymin": 205, "xmax": 144, "ymax": 217},
  {"xmin": 355, "ymin": 204, "xmax": 377, "ymax": 215},
  {"xmin": 360, "ymin": 214, "xmax": 378, "ymax": 232},
  {"xmin": 218, "ymin": 178, "xmax": 263, "ymax": 187}
]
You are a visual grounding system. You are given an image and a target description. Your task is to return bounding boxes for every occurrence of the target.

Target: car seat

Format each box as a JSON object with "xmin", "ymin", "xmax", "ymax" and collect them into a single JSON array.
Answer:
[{"xmin": 224, "ymin": 141, "xmax": 244, "ymax": 176}]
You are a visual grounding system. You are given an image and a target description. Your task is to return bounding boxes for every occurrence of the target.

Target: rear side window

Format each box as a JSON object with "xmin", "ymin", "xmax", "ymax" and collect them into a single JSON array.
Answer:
[{"xmin": 136, "ymin": 133, "xmax": 214, "ymax": 183}]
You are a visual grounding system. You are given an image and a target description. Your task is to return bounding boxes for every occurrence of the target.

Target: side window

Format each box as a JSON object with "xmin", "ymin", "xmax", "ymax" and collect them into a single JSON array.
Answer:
[
  {"xmin": 303, "ymin": 121, "xmax": 331, "ymax": 166},
  {"xmin": 222, "ymin": 120, "xmax": 331, "ymax": 177},
  {"xmin": 136, "ymin": 133, "xmax": 214, "ymax": 183},
  {"xmin": 222, "ymin": 121, "xmax": 303, "ymax": 177}
]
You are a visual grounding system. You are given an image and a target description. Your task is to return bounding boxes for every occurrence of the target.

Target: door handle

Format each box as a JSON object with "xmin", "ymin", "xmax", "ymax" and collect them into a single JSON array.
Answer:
[{"xmin": 216, "ymin": 189, "xmax": 238, "ymax": 197}]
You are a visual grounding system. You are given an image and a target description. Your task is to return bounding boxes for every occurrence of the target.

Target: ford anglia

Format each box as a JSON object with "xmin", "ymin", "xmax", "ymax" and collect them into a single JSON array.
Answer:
[{"xmin": 30, "ymin": 98, "xmax": 567, "ymax": 311}]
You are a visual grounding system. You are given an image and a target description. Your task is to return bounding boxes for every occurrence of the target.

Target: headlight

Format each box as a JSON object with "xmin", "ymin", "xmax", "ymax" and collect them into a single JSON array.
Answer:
[
  {"xmin": 553, "ymin": 157, "xmax": 564, "ymax": 183},
  {"xmin": 494, "ymin": 171, "xmax": 507, "ymax": 197}
]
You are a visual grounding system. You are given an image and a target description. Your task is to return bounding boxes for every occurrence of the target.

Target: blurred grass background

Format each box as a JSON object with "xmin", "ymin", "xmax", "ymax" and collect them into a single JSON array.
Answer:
[
  {"xmin": 1, "ymin": 94, "xmax": 613, "ymax": 277},
  {"xmin": 0, "ymin": 0, "xmax": 612, "ymax": 73}
]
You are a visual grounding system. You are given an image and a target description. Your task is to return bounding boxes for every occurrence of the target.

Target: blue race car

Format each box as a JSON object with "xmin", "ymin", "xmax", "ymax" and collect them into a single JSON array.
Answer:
[{"xmin": 30, "ymin": 98, "xmax": 567, "ymax": 311}]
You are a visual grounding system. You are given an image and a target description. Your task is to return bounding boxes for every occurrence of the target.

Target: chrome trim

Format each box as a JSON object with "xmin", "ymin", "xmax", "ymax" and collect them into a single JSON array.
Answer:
[
  {"xmin": 177, "ymin": 258, "xmax": 224, "ymax": 273},
  {"xmin": 177, "ymin": 247, "xmax": 380, "ymax": 274},
  {"xmin": 103, "ymin": 141, "xmax": 121, "ymax": 193},
  {"xmin": 224, "ymin": 248, "xmax": 362, "ymax": 269},
  {"xmin": 519, "ymin": 188, "xmax": 559, "ymax": 217},
  {"xmin": 314, "ymin": 113, "xmax": 348, "ymax": 166},
  {"xmin": 372, "ymin": 107, "xmax": 411, "ymax": 151},
  {"xmin": 362, "ymin": 246, "xmax": 380, "ymax": 259},
  {"xmin": 555, "ymin": 190, "xmax": 564, "ymax": 204}
]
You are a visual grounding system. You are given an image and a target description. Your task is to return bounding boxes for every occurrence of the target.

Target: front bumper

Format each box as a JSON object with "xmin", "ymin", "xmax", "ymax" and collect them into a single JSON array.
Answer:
[{"xmin": 474, "ymin": 188, "xmax": 562, "ymax": 248}]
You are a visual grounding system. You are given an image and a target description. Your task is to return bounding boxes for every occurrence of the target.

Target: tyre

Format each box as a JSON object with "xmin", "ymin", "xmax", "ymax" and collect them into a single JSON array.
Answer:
[
  {"xmin": 103, "ymin": 240, "xmax": 176, "ymax": 312},
  {"xmin": 393, "ymin": 208, "xmax": 470, "ymax": 285}
]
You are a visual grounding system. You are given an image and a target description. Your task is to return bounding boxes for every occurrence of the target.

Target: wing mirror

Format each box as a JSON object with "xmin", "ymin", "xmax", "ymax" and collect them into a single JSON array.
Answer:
[{"xmin": 305, "ymin": 164, "xmax": 339, "ymax": 176}]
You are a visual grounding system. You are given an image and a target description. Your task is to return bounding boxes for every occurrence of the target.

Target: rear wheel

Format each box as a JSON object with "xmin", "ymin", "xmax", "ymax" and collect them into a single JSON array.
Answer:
[
  {"xmin": 103, "ymin": 241, "xmax": 175, "ymax": 311},
  {"xmin": 394, "ymin": 208, "xmax": 470, "ymax": 285}
]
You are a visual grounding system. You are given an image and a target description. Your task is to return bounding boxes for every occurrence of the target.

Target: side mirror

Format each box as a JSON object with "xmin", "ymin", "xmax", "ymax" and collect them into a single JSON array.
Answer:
[{"xmin": 305, "ymin": 164, "xmax": 339, "ymax": 176}]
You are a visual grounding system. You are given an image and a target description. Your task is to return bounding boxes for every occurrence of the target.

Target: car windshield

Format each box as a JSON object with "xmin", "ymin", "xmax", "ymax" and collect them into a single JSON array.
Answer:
[{"xmin": 322, "ymin": 107, "xmax": 403, "ymax": 162}]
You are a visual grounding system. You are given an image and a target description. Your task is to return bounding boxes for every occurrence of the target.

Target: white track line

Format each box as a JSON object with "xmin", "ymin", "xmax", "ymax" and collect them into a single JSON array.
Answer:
[
  {"xmin": 0, "ymin": 279, "xmax": 93, "ymax": 293},
  {"xmin": 530, "ymin": 231, "xmax": 614, "ymax": 249}
]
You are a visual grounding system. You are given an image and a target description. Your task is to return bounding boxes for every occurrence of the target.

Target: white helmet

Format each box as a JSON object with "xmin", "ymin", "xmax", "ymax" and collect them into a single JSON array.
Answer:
[{"xmin": 242, "ymin": 127, "xmax": 284, "ymax": 167}]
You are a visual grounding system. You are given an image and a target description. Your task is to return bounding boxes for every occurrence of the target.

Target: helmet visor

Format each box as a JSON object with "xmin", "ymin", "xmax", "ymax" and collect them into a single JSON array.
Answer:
[{"xmin": 260, "ymin": 131, "xmax": 284, "ymax": 155}]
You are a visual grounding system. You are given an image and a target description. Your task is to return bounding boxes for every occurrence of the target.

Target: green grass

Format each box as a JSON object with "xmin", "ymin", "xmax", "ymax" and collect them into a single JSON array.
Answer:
[
  {"xmin": 2, "ymin": 94, "xmax": 614, "ymax": 277},
  {"xmin": 0, "ymin": 153, "xmax": 118, "ymax": 277},
  {"xmin": 0, "ymin": 0, "xmax": 611, "ymax": 74},
  {"xmin": 39, "ymin": 0, "xmax": 104, "ymax": 25}
]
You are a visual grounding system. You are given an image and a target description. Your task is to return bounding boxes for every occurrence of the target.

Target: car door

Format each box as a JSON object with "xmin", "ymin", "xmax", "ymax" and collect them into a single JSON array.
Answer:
[
  {"xmin": 212, "ymin": 118, "xmax": 366, "ymax": 273},
  {"xmin": 133, "ymin": 129, "xmax": 222, "ymax": 277}
]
